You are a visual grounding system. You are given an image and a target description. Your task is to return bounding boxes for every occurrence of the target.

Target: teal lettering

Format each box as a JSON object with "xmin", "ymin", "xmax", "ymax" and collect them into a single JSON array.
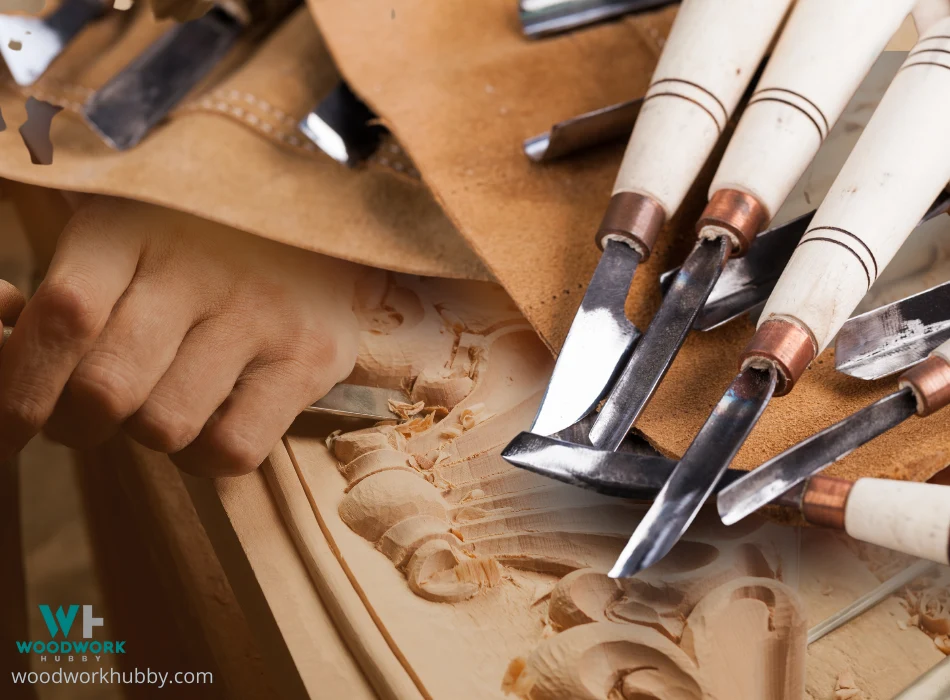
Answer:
[
  {"xmin": 72, "ymin": 641, "xmax": 88, "ymax": 653},
  {"xmin": 14, "ymin": 641, "xmax": 31, "ymax": 653},
  {"xmin": 38, "ymin": 605, "xmax": 79, "ymax": 638},
  {"xmin": 115, "ymin": 641, "xmax": 125, "ymax": 654}
]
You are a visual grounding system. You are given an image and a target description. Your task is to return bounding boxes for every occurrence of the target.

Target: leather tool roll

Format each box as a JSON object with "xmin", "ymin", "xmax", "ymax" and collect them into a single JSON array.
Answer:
[{"xmin": 0, "ymin": 5, "xmax": 489, "ymax": 281}]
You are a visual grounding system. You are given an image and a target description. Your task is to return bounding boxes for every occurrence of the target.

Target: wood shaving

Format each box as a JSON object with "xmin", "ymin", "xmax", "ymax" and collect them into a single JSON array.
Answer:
[
  {"xmin": 935, "ymin": 635, "xmax": 950, "ymax": 655},
  {"xmin": 324, "ymin": 429, "xmax": 342, "ymax": 451},
  {"xmin": 834, "ymin": 670, "xmax": 863, "ymax": 699},
  {"xmin": 388, "ymin": 399, "xmax": 426, "ymax": 420}
]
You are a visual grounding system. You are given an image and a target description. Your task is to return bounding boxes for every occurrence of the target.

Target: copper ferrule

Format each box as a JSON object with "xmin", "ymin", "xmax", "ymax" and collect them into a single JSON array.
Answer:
[
  {"xmin": 899, "ymin": 355, "xmax": 950, "ymax": 417},
  {"xmin": 739, "ymin": 319, "xmax": 816, "ymax": 396},
  {"xmin": 595, "ymin": 192, "xmax": 666, "ymax": 260},
  {"xmin": 696, "ymin": 189, "xmax": 769, "ymax": 257},
  {"xmin": 800, "ymin": 475, "xmax": 853, "ymax": 530}
]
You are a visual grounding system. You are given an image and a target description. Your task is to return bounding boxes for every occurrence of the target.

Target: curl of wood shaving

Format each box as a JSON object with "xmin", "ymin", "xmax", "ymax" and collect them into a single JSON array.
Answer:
[
  {"xmin": 325, "ymin": 429, "xmax": 342, "ymax": 451},
  {"xmin": 388, "ymin": 399, "xmax": 426, "ymax": 420},
  {"xmin": 936, "ymin": 635, "xmax": 950, "ymax": 655},
  {"xmin": 916, "ymin": 587, "xmax": 950, "ymax": 635},
  {"xmin": 834, "ymin": 670, "xmax": 864, "ymax": 699}
]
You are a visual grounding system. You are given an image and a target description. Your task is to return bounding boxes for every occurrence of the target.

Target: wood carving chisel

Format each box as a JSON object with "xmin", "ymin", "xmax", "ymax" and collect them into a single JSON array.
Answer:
[
  {"xmin": 719, "ymin": 336, "xmax": 950, "ymax": 529},
  {"xmin": 663, "ymin": 187, "xmax": 950, "ymax": 333},
  {"xmin": 529, "ymin": 0, "xmax": 792, "ymax": 438},
  {"xmin": 588, "ymin": 0, "xmax": 917, "ymax": 450},
  {"xmin": 502, "ymin": 432, "xmax": 950, "ymax": 566},
  {"xmin": 83, "ymin": 0, "xmax": 298, "ymax": 150},
  {"xmin": 610, "ymin": 19, "xmax": 950, "ymax": 579},
  {"xmin": 0, "ymin": 0, "xmax": 108, "ymax": 86}
]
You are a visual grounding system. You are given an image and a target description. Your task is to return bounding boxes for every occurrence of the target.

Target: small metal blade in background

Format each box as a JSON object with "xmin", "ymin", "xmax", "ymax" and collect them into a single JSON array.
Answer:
[
  {"xmin": 808, "ymin": 559, "xmax": 937, "ymax": 645},
  {"xmin": 660, "ymin": 212, "xmax": 814, "ymax": 331},
  {"xmin": 299, "ymin": 82, "xmax": 387, "ymax": 166},
  {"xmin": 524, "ymin": 97, "xmax": 642, "ymax": 162},
  {"xmin": 609, "ymin": 366, "xmax": 777, "ymax": 578},
  {"xmin": 529, "ymin": 239, "xmax": 642, "ymax": 437},
  {"xmin": 717, "ymin": 388, "xmax": 917, "ymax": 526},
  {"xmin": 836, "ymin": 280, "xmax": 950, "ymax": 380},
  {"xmin": 83, "ymin": 7, "xmax": 243, "ymax": 150},
  {"xmin": 589, "ymin": 237, "xmax": 729, "ymax": 450},
  {"xmin": 0, "ymin": 0, "xmax": 106, "ymax": 86},
  {"xmin": 519, "ymin": 0, "xmax": 676, "ymax": 38},
  {"xmin": 502, "ymin": 431, "xmax": 759, "ymax": 498}
]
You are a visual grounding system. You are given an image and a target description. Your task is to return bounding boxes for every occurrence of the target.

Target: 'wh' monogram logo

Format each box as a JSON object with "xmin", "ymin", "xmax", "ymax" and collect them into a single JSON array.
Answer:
[{"xmin": 38, "ymin": 606, "xmax": 104, "ymax": 639}]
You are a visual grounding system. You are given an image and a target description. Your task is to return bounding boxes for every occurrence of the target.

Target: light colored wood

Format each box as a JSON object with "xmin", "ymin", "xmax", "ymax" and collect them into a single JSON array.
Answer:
[
  {"xmin": 760, "ymin": 17, "xmax": 950, "ymax": 353},
  {"xmin": 844, "ymin": 478, "xmax": 950, "ymax": 565},
  {"xmin": 932, "ymin": 337, "xmax": 950, "ymax": 365},
  {"xmin": 612, "ymin": 0, "xmax": 793, "ymax": 217},
  {"xmin": 709, "ymin": 0, "xmax": 916, "ymax": 221},
  {"xmin": 281, "ymin": 275, "xmax": 807, "ymax": 699}
]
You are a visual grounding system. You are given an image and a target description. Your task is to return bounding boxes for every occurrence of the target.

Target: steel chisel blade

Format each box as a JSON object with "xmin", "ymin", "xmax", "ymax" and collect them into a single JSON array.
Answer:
[
  {"xmin": 501, "ymin": 431, "xmax": 754, "ymax": 498},
  {"xmin": 609, "ymin": 366, "xmax": 777, "ymax": 578},
  {"xmin": 589, "ymin": 237, "xmax": 729, "ymax": 450},
  {"xmin": 717, "ymin": 388, "xmax": 917, "ymax": 525},
  {"xmin": 529, "ymin": 239, "xmax": 642, "ymax": 437},
  {"xmin": 83, "ymin": 7, "xmax": 243, "ymax": 150}
]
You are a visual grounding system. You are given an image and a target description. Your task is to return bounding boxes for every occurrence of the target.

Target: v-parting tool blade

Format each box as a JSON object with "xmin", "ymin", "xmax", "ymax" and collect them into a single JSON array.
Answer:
[
  {"xmin": 717, "ymin": 387, "xmax": 918, "ymax": 526},
  {"xmin": 589, "ymin": 236, "xmax": 729, "ymax": 450},
  {"xmin": 529, "ymin": 239, "xmax": 642, "ymax": 438},
  {"xmin": 609, "ymin": 365, "xmax": 777, "ymax": 579},
  {"xmin": 0, "ymin": 0, "xmax": 106, "ymax": 87},
  {"xmin": 82, "ymin": 7, "xmax": 243, "ymax": 150}
]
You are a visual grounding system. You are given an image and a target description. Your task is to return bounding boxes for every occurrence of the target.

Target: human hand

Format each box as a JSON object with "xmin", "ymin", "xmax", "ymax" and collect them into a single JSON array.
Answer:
[{"xmin": 0, "ymin": 196, "xmax": 362, "ymax": 476}]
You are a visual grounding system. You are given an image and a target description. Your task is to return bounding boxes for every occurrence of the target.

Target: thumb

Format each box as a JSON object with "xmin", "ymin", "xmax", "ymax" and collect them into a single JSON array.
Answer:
[{"xmin": 0, "ymin": 280, "xmax": 25, "ymax": 343}]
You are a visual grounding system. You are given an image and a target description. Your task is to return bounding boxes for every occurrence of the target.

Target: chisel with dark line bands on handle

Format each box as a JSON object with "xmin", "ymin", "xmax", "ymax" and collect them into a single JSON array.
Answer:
[
  {"xmin": 589, "ymin": 0, "xmax": 917, "ymax": 450},
  {"xmin": 609, "ymin": 16, "xmax": 950, "ymax": 579},
  {"xmin": 527, "ymin": 0, "xmax": 792, "ymax": 439}
]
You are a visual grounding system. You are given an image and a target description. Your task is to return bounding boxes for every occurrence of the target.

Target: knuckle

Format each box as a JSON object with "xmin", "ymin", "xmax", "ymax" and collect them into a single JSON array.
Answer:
[
  {"xmin": 68, "ymin": 354, "xmax": 143, "ymax": 421},
  {"xmin": 33, "ymin": 276, "xmax": 103, "ymax": 344},
  {"xmin": 0, "ymin": 389, "xmax": 48, "ymax": 435},
  {"xmin": 128, "ymin": 401, "xmax": 203, "ymax": 454},
  {"xmin": 202, "ymin": 422, "xmax": 266, "ymax": 476}
]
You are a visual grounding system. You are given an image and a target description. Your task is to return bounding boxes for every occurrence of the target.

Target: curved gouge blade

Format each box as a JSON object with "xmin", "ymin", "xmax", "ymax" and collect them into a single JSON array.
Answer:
[
  {"xmin": 609, "ymin": 366, "xmax": 777, "ymax": 578},
  {"xmin": 519, "ymin": 0, "xmax": 676, "ymax": 38},
  {"xmin": 0, "ymin": 0, "xmax": 106, "ymax": 87},
  {"xmin": 303, "ymin": 384, "xmax": 404, "ymax": 421},
  {"xmin": 83, "ymin": 7, "xmax": 243, "ymax": 150},
  {"xmin": 589, "ymin": 237, "xmax": 729, "ymax": 450},
  {"xmin": 501, "ymin": 431, "xmax": 756, "ymax": 499},
  {"xmin": 717, "ymin": 388, "xmax": 917, "ymax": 526},
  {"xmin": 836, "ymin": 280, "xmax": 950, "ymax": 380},
  {"xmin": 530, "ymin": 239, "xmax": 642, "ymax": 437}
]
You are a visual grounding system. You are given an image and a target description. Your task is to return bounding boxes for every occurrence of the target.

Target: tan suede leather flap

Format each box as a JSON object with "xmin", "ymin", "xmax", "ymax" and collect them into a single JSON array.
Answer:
[
  {"xmin": 0, "ymin": 6, "xmax": 490, "ymax": 281},
  {"xmin": 309, "ymin": 0, "xmax": 950, "ymax": 483}
]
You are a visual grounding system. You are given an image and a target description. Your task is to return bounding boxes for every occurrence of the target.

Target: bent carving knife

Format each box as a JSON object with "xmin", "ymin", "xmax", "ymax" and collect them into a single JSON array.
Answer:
[
  {"xmin": 529, "ymin": 0, "xmax": 792, "ymax": 438},
  {"xmin": 610, "ymin": 20, "xmax": 950, "ymax": 578},
  {"xmin": 0, "ymin": 0, "xmax": 107, "ymax": 86},
  {"xmin": 719, "ymin": 338, "xmax": 950, "ymax": 527},
  {"xmin": 589, "ymin": 0, "xmax": 917, "ymax": 450},
  {"xmin": 502, "ymin": 432, "xmax": 950, "ymax": 566},
  {"xmin": 83, "ymin": 0, "xmax": 298, "ymax": 150}
]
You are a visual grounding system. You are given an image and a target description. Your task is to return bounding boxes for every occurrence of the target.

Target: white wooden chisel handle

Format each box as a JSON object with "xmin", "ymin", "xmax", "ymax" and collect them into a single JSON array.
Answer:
[
  {"xmin": 844, "ymin": 478, "xmax": 950, "ymax": 565},
  {"xmin": 743, "ymin": 17, "xmax": 950, "ymax": 394},
  {"xmin": 704, "ymin": 0, "xmax": 915, "ymax": 251},
  {"xmin": 599, "ymin": 0, "xmax": 792, "ymax": 258},
  {"xmin": 913, "ymin": 0, "xmax": 950, "ymax": 34}
]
